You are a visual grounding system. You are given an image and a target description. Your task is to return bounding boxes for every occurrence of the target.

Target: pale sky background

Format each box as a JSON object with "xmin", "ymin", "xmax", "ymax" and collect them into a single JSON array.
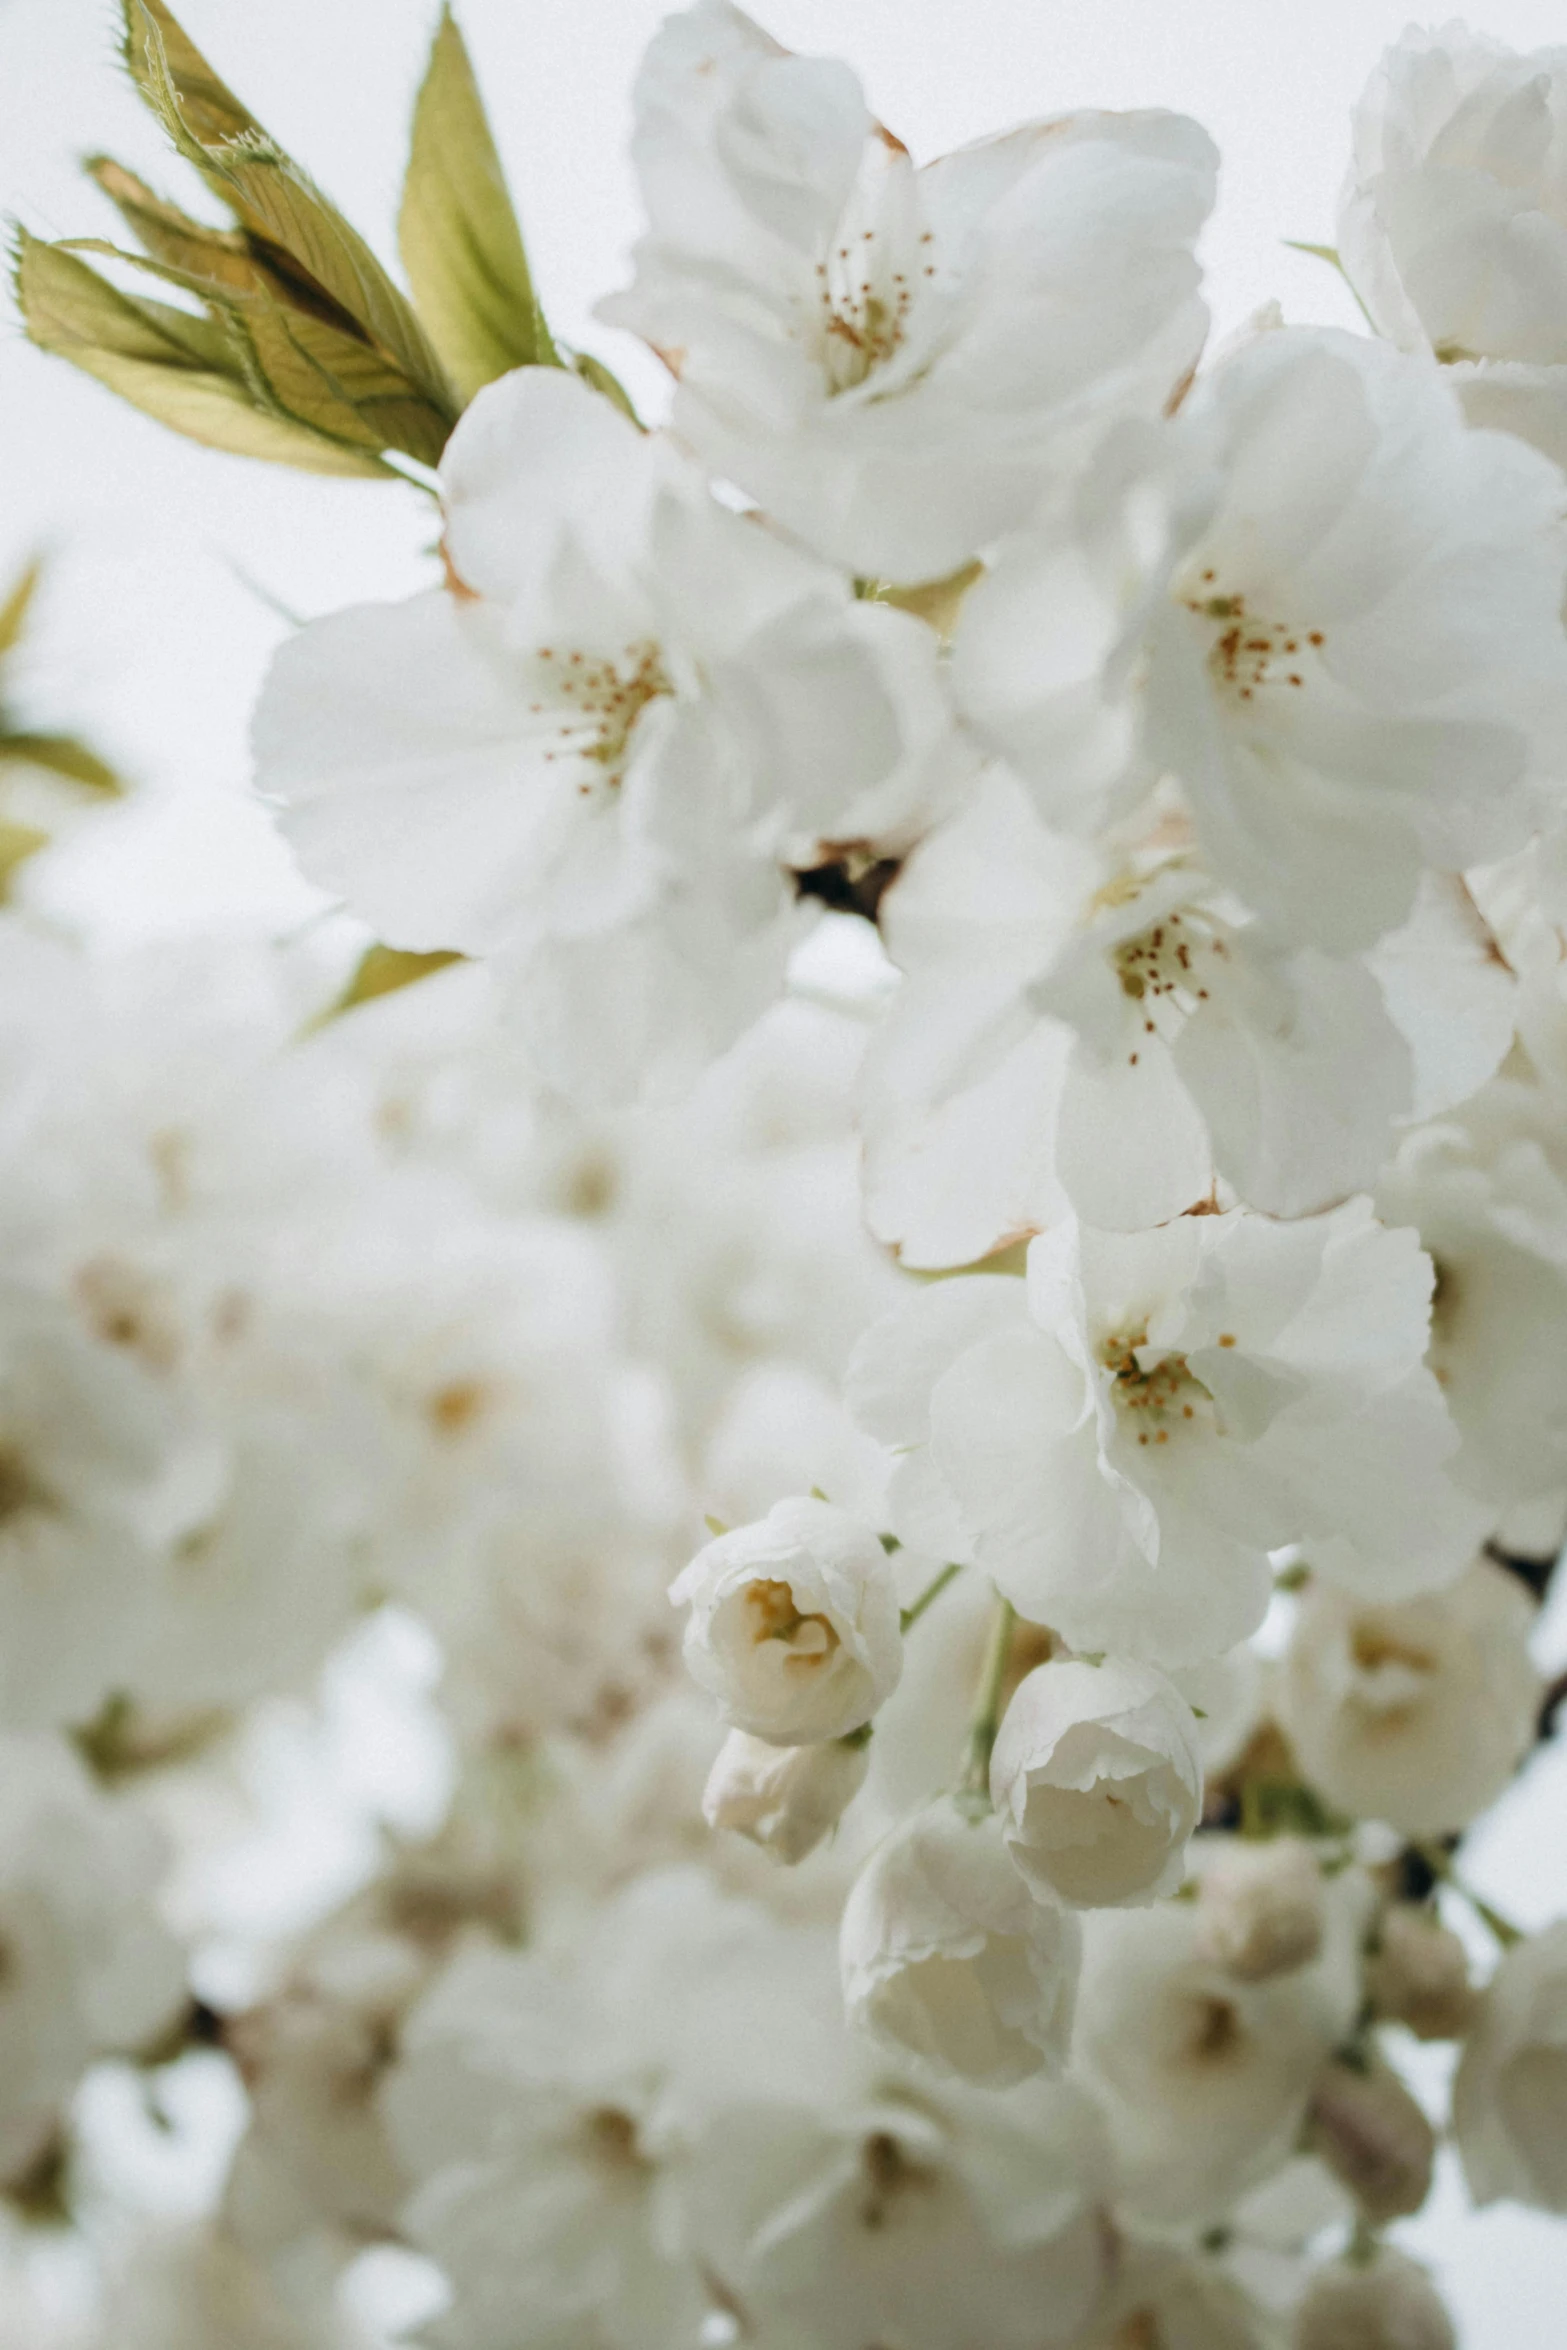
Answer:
[{"xmin": 1, "ymin": 1, "xmax": 1567, "ymax": 2338}]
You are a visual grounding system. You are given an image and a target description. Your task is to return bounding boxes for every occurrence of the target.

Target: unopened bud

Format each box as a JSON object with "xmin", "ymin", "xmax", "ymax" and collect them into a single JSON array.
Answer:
[
  {"xmin": 1194, "ymin": 1837, "xmax": 1325, "ymax": 1982},
  {"xmin": 702, "ymin": 1728, "xmax": 869, "ymax": 1864},
  {"xmin": 840, "ymin": 1801, "xmax": 1080, "ymax": 2087},
  {"xmin": 989, "ymin": 1657, "xmax": 1203, "ymax": 1909},
  {"xmin": 1304, "ymin": 2058, "xmax": 1436, "ymax": 2223},
  {"xmin": 1294, "ymin": 2249, "xmax": 1455, "ymax": 2350},
  {"xmin": 1365, "ymin": 1906, "xmax": 1477, "ymax": 2042},
  {"xmin": 672, "ymin": 1497, "xmax": 902, "ymax": 1744}
]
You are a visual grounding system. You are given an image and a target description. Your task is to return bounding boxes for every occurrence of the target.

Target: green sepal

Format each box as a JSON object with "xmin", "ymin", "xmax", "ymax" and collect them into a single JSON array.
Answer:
[
  {"xmin": 0, "ymin": 818, "xmax": 51, "ymax": 898},
  {"xmin": 0, "ymin": 562, "xmax": 42, "ymax": 660},
  {"xmin": 0, "ymin": 734, "xmax": 123, "ymax": 795},
  {"xmin": 308, "ymin": 942, "xmax": 466, "ymax": 1033}
]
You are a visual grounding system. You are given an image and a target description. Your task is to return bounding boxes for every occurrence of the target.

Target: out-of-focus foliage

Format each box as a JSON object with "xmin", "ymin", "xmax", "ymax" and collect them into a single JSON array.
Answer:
[{"xmin": 0, "ymin": 559, "xmax": 123, "ymax": 898}]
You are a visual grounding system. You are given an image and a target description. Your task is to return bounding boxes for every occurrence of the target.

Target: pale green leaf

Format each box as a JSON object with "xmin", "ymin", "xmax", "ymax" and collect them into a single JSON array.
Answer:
[
  {"xmin": 0, "ymin": 733, "xmax": 123, "ymax": 795},
  {"xmin": 400, "ymin": 4, "xmax": 556, "ymax": 401},
  {"xmin": 1283, "ymin": 238, "xmax": 1376, "ymax": 329},
  {"xmin": 118, "ymin": 2, "xmax": 460, "ymax": 457},
  {"xmin": 1283, "ymin": 240, "xmax": 1342, "ymax": 269},
  {"xmin": 0, "ymin": 820, "xmax": 50, "ymax": 900},
  {"xmin": 86, "ymin": 155, "xmax": 258, "ymax": 297},
  {"xmin": 123, "ymin": 0, "xmax": 258, "ymax": 150},
  {"xmin": 310, "ymin": 942, "xmax": 465, "ymax": 1030},
  {"xmin": 569, "ymin": 350, "xmax": 639, "ymax": 422},
  {"xmin": 0, "ymin": 564, "xmax": 41, "ymax": 663},
  {"xmin": 62, "ymin": 234, "xmax": 450, "ymax": 464},
  {"xmin": 215, "ymin": 139, "xmax": 458, "ymax": 431},
  {"xmin": 15, "ymin": 232, "xmax": 391, "ymax": 477}
]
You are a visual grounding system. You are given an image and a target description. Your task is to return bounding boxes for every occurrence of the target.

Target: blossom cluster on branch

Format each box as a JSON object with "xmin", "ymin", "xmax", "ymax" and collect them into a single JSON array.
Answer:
[{"xmin": 5, "ymin": 5, "xmax": 1567, "ymax": 2347}]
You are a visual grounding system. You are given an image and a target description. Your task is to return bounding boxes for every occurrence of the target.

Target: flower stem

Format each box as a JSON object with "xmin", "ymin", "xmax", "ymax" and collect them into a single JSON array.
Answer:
[
  {"xmin": 958, "ymin": 1594, "xmax": 1015, "ymax": 1810},
  {"xmin": 900, "ymin": 1558, "xmax": 965, "ymax": 1633},
  {"xmin": 1415, "ymin": 1841, "xmax": 1524, "ymax": 1950}
]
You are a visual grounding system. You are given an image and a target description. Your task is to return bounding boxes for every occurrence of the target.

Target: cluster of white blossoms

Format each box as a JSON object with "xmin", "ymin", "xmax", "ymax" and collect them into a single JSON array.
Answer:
[{"xmin": 9, "ymin": 4, "xmax": 1567, "ymax": 2347}]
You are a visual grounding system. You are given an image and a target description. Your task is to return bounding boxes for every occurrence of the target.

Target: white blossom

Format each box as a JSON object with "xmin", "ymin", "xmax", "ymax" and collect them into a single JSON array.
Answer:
[
  {"xmin": 850, "ymin": 1204, "xmax": 1484, "ymax": 1667},
  {"xmin": 0, "ymin": 1291, "xmax": 223, "ymax": 1729},
  {"xmin": 672, "ymin": 1496, "xmax": 902, "ymax": 1744},
  {"xmin": 601, "ymin": 0, "xmax": 1216, "ymax": 581},
  {"xmin": 1089, "ymin": 2250, "xmax": 1284, "ymax": 2350},
  {"xmin": 839, "ymin": 1802, "xmax": 1080, "ymax": 2086},
  {"xmin": 256, "ymin": 367, "xmax": 962, "ymax": 1102},
  {"xmin": 988, "ymin": 1656, "xmax": 1203, "ymax": 1907},
  {"xmin": 1277, "ymin": 1559, "xmax": 1542, "ymax": 1836},
  {"xmin": 955, "ymin": 327, "xmax": 1567, "ymax": 954},
  {"xmin": 384, "ymin": 1872, "xmax": 851, "ymax": 2350},
  {"xmin": 0, "ymin": 1734, "xmax": 185, "ymax": 2187},
  {"xmin": 1379, "ymin": 1096, "xmax": 1567, "ymax": 1518},
  {"xmin": 87, "ymin": 2225, "xmax": 373, "ymax": 2350},
  {"xmin": 14, "ymin": 6, "xmax": 1567, "ymax": 2334},
  {"xmin": 1070, "ymin": 1878, "xmax": 1367, "ymax": 2226},
  {"xmin": 703, "ymin": 1728, "xmax": 870, "ymax": 1863},
  {"xmin": 687, "ymin": 2077, "xmax": 1114, "ymax": 2350},
  {"xmin": 861, "ymin": 772, "xmax": 1430, "ymax": 1257},
  {"xmin": 1340, "ymin": 24, "xmax": 1567, "ymax": 474},
  {"xmin": 1453, "ymin": 1919, "xmax": 1567, "ymax": 2213},
  {"xmin": 1293, "ymin": 2248, "xmax": 1456, "ymax": 2350}
]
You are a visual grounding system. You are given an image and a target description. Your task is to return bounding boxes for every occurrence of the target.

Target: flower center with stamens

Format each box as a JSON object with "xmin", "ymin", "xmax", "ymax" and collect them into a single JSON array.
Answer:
[
  {"xmin": 1179, "ymin": 573, "xmax": 1326, "ymax": 707},
  {"xmin": 1102, "ymin": 1326, "xmax": 1212, "ymax": 1448},
  {"xmin": 532, "ymin": 639, "xmax": 673, "ymax": 789},
  {"xmin": 811, "ymin": 223, "xmax": 933, "ymax": 395},
  {"xmin": 1113, "ymin": 906, "xmax": 1231, "ymax": 1063},
  {"xmin": 746, "ymin": 1578, "xmax": 841, "ymax": 1670}
]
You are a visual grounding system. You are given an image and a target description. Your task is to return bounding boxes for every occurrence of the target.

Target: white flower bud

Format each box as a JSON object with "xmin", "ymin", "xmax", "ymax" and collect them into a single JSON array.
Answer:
[
  {"xmin": 1365, "ymin": 1906, "xmax": 1476, "ymax": 2041},
  {"xmin": 1303, "ymin": 2058, "xmax": 1436, "ymax": 2223},
  {"xmin": 1454, "ymin": 1919, "xmax": 1567, "ymax": 2213},
  {"xmin": 839, "ymin": 1801, "xmax": 1080, "ymax": 2087},
  {"xmin": 702, "ymin": 1728, "xmax": 870, "ymax": 1864},
  {"xmin": 1194, "ymin": 1837, "xmax": 1326, "ymax": 1983},
  {"xmin": 1294, "ymin": 2249, "xmax": 1455, "ymax": 2350},
  {"xmin": 671, "ymin": 1497, "xmax": 902, "ymax": 1745},
  {"xmin": 988, "ymin": 1657, "xmax": 1203, "ymax": 1908}
]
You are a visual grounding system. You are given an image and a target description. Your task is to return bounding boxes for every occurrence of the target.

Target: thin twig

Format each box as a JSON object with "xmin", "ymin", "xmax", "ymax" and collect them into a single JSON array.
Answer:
[
  {"xmin": 958, "ymin": 1594, "xmax": 1015, "ymax": 1809},
  {"xmin": 901, "ymin": 1558, "xmax": 964, "ymax": 1633}
]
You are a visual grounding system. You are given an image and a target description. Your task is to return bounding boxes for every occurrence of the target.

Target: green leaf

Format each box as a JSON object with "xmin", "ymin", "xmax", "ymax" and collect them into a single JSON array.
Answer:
[
  {"xmin": 874, "ymin": 560, "xmax": 984, "ymax": 643},
  {"xmin": 85, "ymin": 156, "xmax": 259, "ymax": 298},
  {"xmin": 311, "ymin": 942, "xmax": 465, "ymax": 1029},
  {"xmin": 115, "ymin": 2, "xmax": 460, "ymax": 462},
  {"xmin": 63, "ymin": 232, "xmax": 449, "ymax": 464},
  {"xmin": 123, "ymin": 0, "xmax": 259, "ymax": 150},
  {"xmin": 0, "ymin": 733, "xmax": 123, "ymax": 794},
  {"xmin": 568, "ymin": 349, "xmax": 639, "ymax": 423},
  {"xmin": 400, "ymin": 5, "xmax": 556, "ymax": 401},
  {"xmin": 235, "ymin": 275, "xmax": 448, "ymax": 462},
  {"xmin": 14, "ymin": 231, "xmax": 391, "ymax": 477},
  {"xmin": 1283, "ymin": 238, "xmax": 1376, "ymax": 330},
  {"xmin": 215, "ymin": 139, "xmax": 457, "ymax": 429},
  {"xmin": 1283, "ymin": 240, "xmax": 1342, "ymax": 269},
  {"xmin": 0, "ymin": 818, "xmax": 50, "ymax": 898},
  {"xmin": 0, "ymin": 563, "xmax": 41, "ymax": 663}
]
